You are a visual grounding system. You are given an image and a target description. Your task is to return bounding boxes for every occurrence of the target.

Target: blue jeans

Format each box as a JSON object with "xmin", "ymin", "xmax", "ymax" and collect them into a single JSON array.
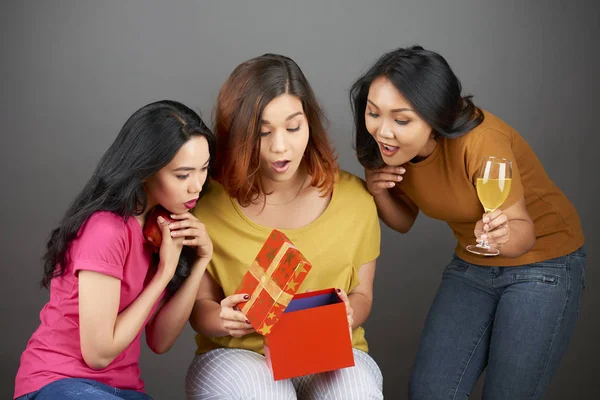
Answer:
[
  {"xmin": 409, "ymin": 247, "xmax": 586, "ymax": 400},
  {"xmin": 16, "ymin": 378, "xmax": 152, "ymax": 400}
]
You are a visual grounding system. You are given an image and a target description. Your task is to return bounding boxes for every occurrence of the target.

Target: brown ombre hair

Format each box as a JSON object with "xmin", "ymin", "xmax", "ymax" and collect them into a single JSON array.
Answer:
[{"xmin": 213, "ymin": 53, "xmax": 338, "ymax": 206}]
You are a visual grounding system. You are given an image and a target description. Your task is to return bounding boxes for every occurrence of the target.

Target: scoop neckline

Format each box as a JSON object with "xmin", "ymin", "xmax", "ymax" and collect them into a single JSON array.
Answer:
[
  {"xmin": 406, "ymin": 138, "xmax": 443, "ymax": 168},
  {"xmin": 230, "ymin": 176, "xmax": 340, "ymax": 236}
]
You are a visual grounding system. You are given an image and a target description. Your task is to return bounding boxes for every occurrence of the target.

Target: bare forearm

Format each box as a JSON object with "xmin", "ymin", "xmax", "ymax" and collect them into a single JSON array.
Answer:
[
  {"xmin": 373, "ymin": 191, "xmax": 417, "ymax": 233},
  {"xmin": 500, "ymin": 219, "xmax": 536, "ymax": 258},
  {"xmin": 93, "ymin": 273, "xmax": 169, "ymax": 366},
  {"xmin": 348, "ymin": 292, "xmax": 372, "ymax": 330},
  {"xmin": 146, "ymin": 259, "xmax": 208, "ymax": 353},
  {"xmin": 189, "ymin": 299, "xmax": 229, "ymax": 337}
]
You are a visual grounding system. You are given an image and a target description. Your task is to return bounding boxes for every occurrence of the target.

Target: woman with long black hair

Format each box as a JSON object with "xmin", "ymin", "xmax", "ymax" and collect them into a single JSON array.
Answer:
[{"xmin": 15, "ymin": 100, "xmax": 215, "ymax": 400}]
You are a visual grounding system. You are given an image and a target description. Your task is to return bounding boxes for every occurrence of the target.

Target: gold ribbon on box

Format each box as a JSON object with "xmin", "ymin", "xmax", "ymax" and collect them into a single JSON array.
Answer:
[{"xmin": 241, "ymin": 242, "xmax": 299, "ymax": 315}]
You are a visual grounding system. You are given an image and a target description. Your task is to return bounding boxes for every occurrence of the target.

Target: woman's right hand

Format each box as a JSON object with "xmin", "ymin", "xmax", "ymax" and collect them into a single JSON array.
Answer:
[
  {"xmin": 365, "ymin": 166, "xmax": 406, "ymax": 196},
  {"xmin": 157, "ymin": 216, "xmax": 184, "ymax": 282},
  {"xmin": 219, "ymin": 294, "xmax": 255, "ymax": 337}
]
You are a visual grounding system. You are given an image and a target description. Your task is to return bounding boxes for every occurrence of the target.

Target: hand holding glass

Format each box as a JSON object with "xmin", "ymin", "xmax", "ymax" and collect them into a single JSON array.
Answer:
[{"xmin": 466, "ymin": 156, "xmax": 512, "ymax": 256}]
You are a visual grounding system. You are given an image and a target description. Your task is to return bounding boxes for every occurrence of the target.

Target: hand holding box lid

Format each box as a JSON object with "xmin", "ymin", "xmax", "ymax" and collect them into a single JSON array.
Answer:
[{"xmin": 234, "ymin": 230, "xmax": 312, "ymax": 335}]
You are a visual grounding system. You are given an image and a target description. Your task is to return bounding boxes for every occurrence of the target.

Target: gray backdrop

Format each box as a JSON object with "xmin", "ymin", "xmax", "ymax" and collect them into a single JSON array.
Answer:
[{"xmin": 1, "ymin": 1, "xmax": 598, "ymax": 399}]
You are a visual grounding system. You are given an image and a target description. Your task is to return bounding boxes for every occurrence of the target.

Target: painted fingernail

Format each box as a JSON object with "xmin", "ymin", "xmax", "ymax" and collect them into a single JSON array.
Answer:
[
  {"xmin": 336, "ymin": 288, "xmax": 341, "ymax": 293},
  {"xmin": 244, "ymin": 294, "xmax": 249, "ymax": 300},
  {"xmin": 246, "ymin": 319, "xmax": 251, "ymax": 324}
]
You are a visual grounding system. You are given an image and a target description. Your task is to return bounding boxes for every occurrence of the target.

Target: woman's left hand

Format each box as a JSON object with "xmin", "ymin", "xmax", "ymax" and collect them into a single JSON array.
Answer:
[
  {"xmin": 474, "ymin": 209, "xmax": 510, "ymax": 249},
  {"xmin": 336, "ymin": 288, "xmax": 354, "ymax": 338},
  {"xmin": 168, "ymin": 212, "xmax": 213, "ymax": 261}
]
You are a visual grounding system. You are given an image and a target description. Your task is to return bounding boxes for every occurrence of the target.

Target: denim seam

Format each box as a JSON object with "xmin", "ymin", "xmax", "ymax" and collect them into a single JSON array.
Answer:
[
  {"xmin": 532, "ymin": 255, "xmax": 572, "ymax": 400},
  {"xmin": 446, "ymin": 264, "xmax": 468, "ymax": 272},
  {"xmin": 513, "ymin": 274, "xmax": 559, "ymax": 285},
  {"xmin": 525, "ymin": 263, "xmax": 566, "ymax": 268},
  {"xmin": 451, "ymin": 320, "xmax": 493, "ymax": 400}
]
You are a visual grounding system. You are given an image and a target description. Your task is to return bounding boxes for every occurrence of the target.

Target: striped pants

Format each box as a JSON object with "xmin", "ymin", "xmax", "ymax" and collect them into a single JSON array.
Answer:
[{"xmin": 185, "ymin": 348, "xmax": 383, "ymax": 399}]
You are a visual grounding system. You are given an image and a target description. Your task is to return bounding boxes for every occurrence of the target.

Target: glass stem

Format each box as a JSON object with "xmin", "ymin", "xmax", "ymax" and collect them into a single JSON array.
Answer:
[{"xmin": 478, "ymin": 210, "xmax": 494, "ymax": 249}]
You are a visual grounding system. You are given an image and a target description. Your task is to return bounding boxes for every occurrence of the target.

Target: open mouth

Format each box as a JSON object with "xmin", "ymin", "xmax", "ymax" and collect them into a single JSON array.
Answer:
[
  {"xmin": 271, "ymin": 160, "xmax": 291, "ymax": 173},
  {"xmin": 379, "ymin": 142, "xmax": 400, "ymax": 156},
  {"xmin": 184, "ymin": 198, "xmax": 198, "ymax": 209}
]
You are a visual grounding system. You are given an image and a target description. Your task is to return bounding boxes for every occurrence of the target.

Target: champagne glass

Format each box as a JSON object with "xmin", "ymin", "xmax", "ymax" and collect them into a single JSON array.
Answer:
[{"xmin": 466, "ymin": 156, "xmax": 512, "ymax": 256}]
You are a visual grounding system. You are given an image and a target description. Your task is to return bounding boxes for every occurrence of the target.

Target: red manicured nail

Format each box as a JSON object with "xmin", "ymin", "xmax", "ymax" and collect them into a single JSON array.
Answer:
[
  {"xmin": 336, "ymin": 288, "xmax": 341, "ymax": 293},
  {"xmin": 243, "ymin": 294, "xmax": 249, "ymax": 300}
]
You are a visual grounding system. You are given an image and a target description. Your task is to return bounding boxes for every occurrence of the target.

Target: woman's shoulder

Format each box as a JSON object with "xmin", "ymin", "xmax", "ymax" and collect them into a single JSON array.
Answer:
[
  {"xmin": 83, "ymin": 211, "xmax": 129, "ymax": 235},
  {"xmin": 447, "ymin": 109, "xmax": 518, "ymax": 151},
  {"xmin": 194, "ymin": 179, "xmax": 235, "ymax": 220},
  {"xmin": 468, "ymin": 110, "xmax": 517, "ymax": 140},
  {"xmin": 71, "ymin": 211, "xmax": 132, "ymax": 256},
  {"xmin": 336, "ymin": 170, "xmax": 374, "ymax": 204},
  {"xmin": 197, "ymin": 179, "xmax": 229, "ymax": 205}
]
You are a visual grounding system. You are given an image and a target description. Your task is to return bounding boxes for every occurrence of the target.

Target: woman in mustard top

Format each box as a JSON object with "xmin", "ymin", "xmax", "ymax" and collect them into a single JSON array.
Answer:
[
  {"xmin": 185, "ymin": 54, "xmax": 383, "ymax": 399},
  {"xmin": 351, "ymin": 45, "xmax": 586, "ymax": 400}
]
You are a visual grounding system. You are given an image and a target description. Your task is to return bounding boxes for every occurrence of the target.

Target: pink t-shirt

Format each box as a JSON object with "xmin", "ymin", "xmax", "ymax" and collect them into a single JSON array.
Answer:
[{"xmin": 14, "ymin": 212, "xmax": 162, "ymax": 398}]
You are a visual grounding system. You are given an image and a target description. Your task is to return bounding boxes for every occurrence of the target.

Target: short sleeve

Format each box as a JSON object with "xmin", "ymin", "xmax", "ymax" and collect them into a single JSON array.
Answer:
[
  {"xmin": 467, "ymin": 128, "xmax": 524, "ymax": 209},
  {"xmin": 70, "ymin": 212, "xmax": 129, "ymax": 280}
]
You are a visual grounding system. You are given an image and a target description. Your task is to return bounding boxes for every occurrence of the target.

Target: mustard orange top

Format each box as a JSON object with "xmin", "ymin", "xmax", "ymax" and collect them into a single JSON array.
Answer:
[{"xmin": 395, "ymin": 110, "xmax": 584, "ymax": 266}]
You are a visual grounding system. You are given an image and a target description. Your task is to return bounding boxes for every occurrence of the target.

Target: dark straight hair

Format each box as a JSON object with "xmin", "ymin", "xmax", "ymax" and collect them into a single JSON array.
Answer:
[
  {"xmin": 42, "ymin": 100, "xmax": 215, "ymax": 293},
  {"xmin": 350, "ymin": 45, "xmax": 484, "ymax": 169}
]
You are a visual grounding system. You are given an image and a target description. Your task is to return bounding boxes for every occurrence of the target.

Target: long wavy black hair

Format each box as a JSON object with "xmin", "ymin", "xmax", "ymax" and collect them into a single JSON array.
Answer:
[
  {"xmin": 42, "ymin": 100, "xmax": 215, "ymax": 294},
  {"xmin": 350, "ymin": 45, "xmax": 484, "ymax": 169}
]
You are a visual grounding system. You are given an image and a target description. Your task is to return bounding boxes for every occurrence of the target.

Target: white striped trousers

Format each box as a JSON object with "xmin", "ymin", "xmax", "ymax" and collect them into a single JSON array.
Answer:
[{"xmin": 185, "ymin": 348, "xmax": 383, "ymax": 399}]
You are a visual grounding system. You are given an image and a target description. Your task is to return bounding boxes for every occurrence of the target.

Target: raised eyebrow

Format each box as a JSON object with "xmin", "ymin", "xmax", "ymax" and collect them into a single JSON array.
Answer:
[
  {"xmin": 173, "ymin": 166, "xmax": 195, "ymax": 172},
  {"xmin": 285, "ymin": 111, "xmax": 303, "ymax": 121},
  {"xmin": 391, "ymin": 107, "xmax": 413, "ymax": 113},
  {"xmin": 367, "ymin": 99, "xmax": 413, "ymax": 113},
  {"xmin": 261, "ymin": 111, "xmax": 304, "ymax": 125},
  {"xmin": 367, "ymin": 99, "xmax": 379, "ymax": 109},
  {"xmin": 173, "ymin": 160, "xmax": 210, "ymax": 171}
]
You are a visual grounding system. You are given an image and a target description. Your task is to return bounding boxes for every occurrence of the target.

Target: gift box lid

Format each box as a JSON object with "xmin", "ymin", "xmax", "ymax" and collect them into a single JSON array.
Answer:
[{"xmin": 234, "ymin": 230, "xmax": 312, "ymax": 335}]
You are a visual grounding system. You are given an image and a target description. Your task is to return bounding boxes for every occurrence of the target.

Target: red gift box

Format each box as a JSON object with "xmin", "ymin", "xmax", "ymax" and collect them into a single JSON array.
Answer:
[
  {"xmin": 234, "ymin": 230, "xmax": 312, "ymax": 335},
  {"xmin": 264, "ymin": 288, "xmax": 355, "ymax": 380}
]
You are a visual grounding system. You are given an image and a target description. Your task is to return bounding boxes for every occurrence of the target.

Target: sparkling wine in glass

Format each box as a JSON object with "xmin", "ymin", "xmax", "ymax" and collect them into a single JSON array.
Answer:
[{"xmin": 466, "ymin": 156, "xmax": 512, "ymax": 256}]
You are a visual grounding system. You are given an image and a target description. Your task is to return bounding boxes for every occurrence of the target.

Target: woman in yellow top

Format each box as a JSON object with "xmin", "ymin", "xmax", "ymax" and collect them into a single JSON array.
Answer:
[
  {"xmin": 351, "ymin": 45, "xmax": 586, "ymax": 400},
  {"xmin": 185, "ymin": 54, "xmax": 383, "ymax": 399}
]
